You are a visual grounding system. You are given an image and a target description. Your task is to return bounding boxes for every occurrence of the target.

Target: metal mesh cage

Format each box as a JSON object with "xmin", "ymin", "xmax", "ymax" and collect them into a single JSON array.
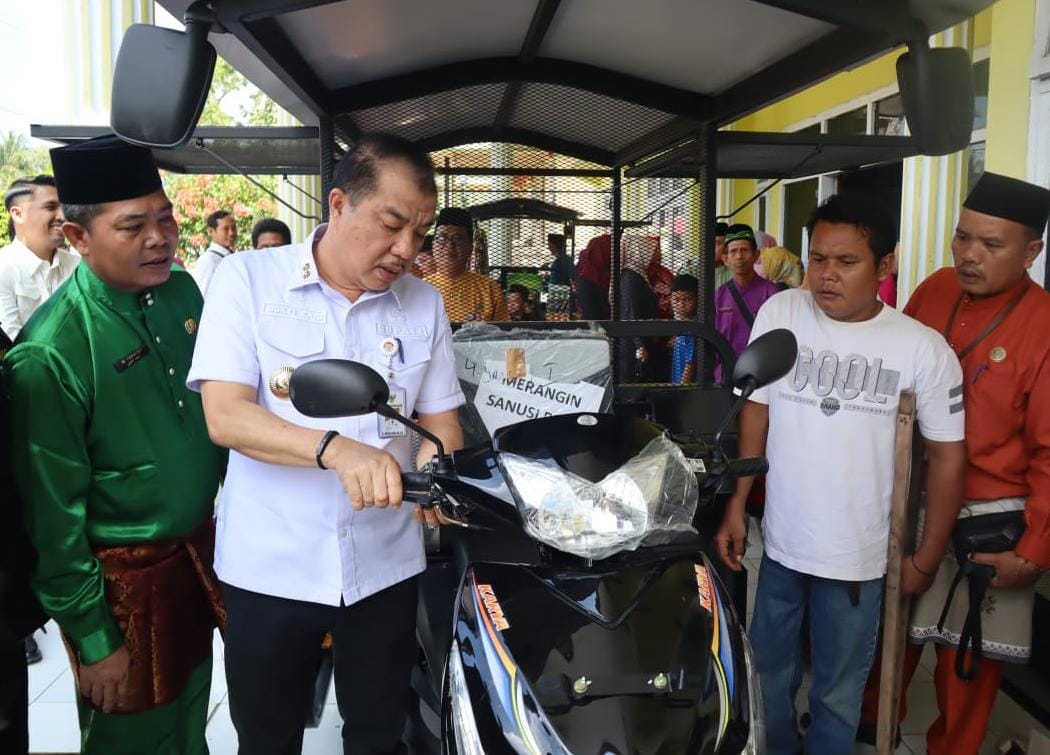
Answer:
[{"xmin": 322, "ymin": 127, "xmax": 719, "ymax": 387}]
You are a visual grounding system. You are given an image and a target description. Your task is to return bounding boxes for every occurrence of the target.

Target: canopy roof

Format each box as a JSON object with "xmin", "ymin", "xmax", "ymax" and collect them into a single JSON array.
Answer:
[
  {"xmin": 33, "ymin": 125, "xmax": 921, "ymax": 180},
  {"xmin": 31, "ymin": 125, "xmax": 319, "ymax": 175},
  {"xmin": 155, "ymin": 0, "xmax": 994, "ymax": 168}
]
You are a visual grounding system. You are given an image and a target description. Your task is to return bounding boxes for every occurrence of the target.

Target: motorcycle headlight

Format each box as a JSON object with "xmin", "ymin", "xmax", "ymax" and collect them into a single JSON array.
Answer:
[
  {"xmin": 741, "ymin": 632, "xmax": 766, "ymax": 755},
  {"xmin": 448, "ymin": 641, "xmax": 486, "ymax": 755},
  {"xmin": 499, "ymin": 434, "xmax": 698, "ymax": 560}
]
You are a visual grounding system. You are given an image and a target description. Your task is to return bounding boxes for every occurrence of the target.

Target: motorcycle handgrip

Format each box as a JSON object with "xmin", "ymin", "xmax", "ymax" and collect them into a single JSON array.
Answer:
[
  {"xmin": 401, "ymin": 471, "xmax": 431, "ymax": 497},
  {"xmin": 726, "ymin": 456, "xmax": 769, "ymax": 478}
]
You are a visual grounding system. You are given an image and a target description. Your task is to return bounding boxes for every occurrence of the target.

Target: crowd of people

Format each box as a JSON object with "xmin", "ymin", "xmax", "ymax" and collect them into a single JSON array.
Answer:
[{"xmin": 0, "ymin": 127, "xmax": 1047, "ymax": 755}]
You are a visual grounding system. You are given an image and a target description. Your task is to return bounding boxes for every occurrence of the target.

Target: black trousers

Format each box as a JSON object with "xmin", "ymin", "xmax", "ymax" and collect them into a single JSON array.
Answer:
[
  {"xmin": 0, "ymin": 623, "xmax": 28, "ymax": 754},
  {"xmin": 224, "ymin": 578, "xmax": 419, "ymax": 755}
]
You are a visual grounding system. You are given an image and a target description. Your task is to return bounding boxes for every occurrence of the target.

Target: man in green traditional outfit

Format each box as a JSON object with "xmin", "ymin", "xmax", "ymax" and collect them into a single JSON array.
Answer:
[{"xmin": 3, "ymin": 135, "xmax": 225, "ymax": 754}]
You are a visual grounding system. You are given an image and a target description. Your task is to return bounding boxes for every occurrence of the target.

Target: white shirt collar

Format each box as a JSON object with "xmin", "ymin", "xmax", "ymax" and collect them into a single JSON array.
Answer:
[
  {"xmin": 287, "ymin": 224, "xmax": 404, "ymax": 307},
  {"xmin": 206, "ymin": 241, "xmax": 232, "ymax": 258},
  {"xmin": 4, "ymin": 238, "xmax": 76, "ymax": 277}
]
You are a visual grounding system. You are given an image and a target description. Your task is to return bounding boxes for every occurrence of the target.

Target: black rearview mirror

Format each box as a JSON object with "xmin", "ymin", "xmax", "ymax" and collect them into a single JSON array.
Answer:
[
  {"xmin": 897, "ymin": 42, "xmax": 975, "ymax": 156},
  {"xmin": 290, "ymin": 359, "xmax": 451, "ymax": 465},
  {"xmin": 713, "ymin": 328, "xmax": 798, "ymax": 455},
  {"xmin": 290, "ymin": 360, "xmax": 389, "ymax": 418},
  {"xmin": 111, "ymin": 23, "xmax": 215, "ymax": 148},
  {"xmin": 733, "ymin": 329, "xmax": 798, "ymax": 395}
]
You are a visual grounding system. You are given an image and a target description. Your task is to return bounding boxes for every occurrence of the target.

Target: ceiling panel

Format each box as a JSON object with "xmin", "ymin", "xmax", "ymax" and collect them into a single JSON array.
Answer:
[
  {"xmin": 541, "ymin": 0, "xmax": 833, "ymax": 94},
  {"xmin": 278, "ymin": 0, "xmax": 535, "ymax": 89}
]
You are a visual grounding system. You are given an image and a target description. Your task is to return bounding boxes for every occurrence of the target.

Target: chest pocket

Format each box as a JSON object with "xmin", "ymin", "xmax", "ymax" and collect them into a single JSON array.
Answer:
[
  {"xmin": 259, "ymin": 315, "xmax": 326, "ymax": 359},
  {"xmin": 13, "ymin": 278, "xmax": 43, "ymax": 305},
  {"xmin": 371, "ymin": 337, "xmax": 432, "ymax": 382}
]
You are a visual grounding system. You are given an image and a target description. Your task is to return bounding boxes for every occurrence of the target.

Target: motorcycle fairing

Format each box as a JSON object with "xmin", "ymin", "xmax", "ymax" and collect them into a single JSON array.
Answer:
[{"xmin": 446, "ymin": 555, "xmax": 751, "ymax": 755}]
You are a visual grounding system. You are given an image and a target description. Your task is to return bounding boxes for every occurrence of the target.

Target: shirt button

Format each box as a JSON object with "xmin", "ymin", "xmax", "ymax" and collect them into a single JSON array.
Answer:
[
  {"xmin": 168, "ymin": 368, "xmax": 176, "ymax": 376},
  {"xmin": 177, "ymin": 399, "xmax": 184, "ymax": 408},
  {"xmin": 155, "ymin": 336, "xmax": 162, "ymax": 344}
]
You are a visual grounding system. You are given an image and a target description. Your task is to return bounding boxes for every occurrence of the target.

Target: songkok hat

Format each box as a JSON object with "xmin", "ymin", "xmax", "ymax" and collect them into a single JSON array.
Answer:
[
  {"xmin": 671, "ymin": 274, "xmax": 698, "ymax": 293},
  {"xmin": 50, "ymin": 135, "xmax": 162, "ymax": 205},
  {"xmin": 963, "ymin": 172, "xmax": 1050, "ymax": 235},
  {"xmin": 724, "ymin": 223, "xmax": 756, "ymax": 246},
  {"xmin": 716, "ymin": 221, "xmax": 729, "ymax": 236},
  {"xmin": 435, "ymin": 207, "xmax": 473, "ymax": 234}
]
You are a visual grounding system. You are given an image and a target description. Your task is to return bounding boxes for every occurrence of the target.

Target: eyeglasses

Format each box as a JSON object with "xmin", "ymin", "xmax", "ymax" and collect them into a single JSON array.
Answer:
[{"xmin": 433, "ymin": 233, "xmax": 471, "ymax": 247}]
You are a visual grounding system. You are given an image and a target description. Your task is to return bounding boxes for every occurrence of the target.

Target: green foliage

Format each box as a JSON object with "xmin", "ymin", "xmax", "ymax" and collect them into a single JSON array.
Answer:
[
  {"xmin": 163, "ymin": 172, "xmax": 278, "ymax": 262},
  {"xmin": 0, "ymin": 57, "xmax": 285, "ymax": 257},
  {"xmin": 167, "ymin": 57, "xmax": 285, "ymax": 261},
  {"xmin": 0, "ymin": 132, "xmax": 52, "ymax": 242},
  {"xmin": 198, "ymin": 57, "xmax": 283, "ymax": 127}
]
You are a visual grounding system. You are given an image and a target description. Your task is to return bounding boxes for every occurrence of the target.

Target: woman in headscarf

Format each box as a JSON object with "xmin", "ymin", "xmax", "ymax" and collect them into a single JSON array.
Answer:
[
  {"xmin": 617, "ymin": 235, "xmax": 664, "ymax": 381},
  {"xmin": 758, "ymin": 246, "xmax": 804, "ymax": 289},
  {"xmin": 575, "ymin": 234, "xmax": 611, "ymax": 320},
  {"xmin": 646, "ymin": 239, "xmax": 675, "ymax": 319}
]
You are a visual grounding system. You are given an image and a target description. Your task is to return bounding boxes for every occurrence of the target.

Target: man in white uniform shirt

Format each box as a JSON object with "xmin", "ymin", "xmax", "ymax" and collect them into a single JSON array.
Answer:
[
  {"xmin": 192, "ymin": 209, "xmax": 237, "ymax": 296},
  {"xmin": 715, "ymin": 193, "xmax": 966, "ymax": 755},
  {"xmin": 188, "ymin": 132, "xmax": 464, "ymax": 755},
  {"xmin": 0, "ymin": 176, "xmax": 78, "ymax": 340}
]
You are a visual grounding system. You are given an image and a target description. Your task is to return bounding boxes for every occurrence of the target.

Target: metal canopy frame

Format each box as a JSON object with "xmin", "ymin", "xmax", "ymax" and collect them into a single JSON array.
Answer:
[
  {"xmin": 118, "ymin": 0, "xmax": 993, "ymax": 370},
  {"xmin": 626, "ymin": 131, "xmax": 922, "ymax": 180},
  {"xmin": 191, "ymin": 0, "xmax": 992, "ymax": 169},
  {"xmin": 30, "ymin": 124, "xmax": 321, "ymax": 175}
]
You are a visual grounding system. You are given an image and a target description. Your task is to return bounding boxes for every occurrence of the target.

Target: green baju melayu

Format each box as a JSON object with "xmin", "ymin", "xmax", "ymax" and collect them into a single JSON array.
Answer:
[{"xmin": 3, "ymin": 262, "xmax": 225, "ymax": 754}]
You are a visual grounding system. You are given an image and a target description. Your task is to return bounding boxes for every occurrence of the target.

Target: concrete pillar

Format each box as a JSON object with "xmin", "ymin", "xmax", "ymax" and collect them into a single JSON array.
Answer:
[{"xmin": 65, "ymin": 0, "xmax": 154, "ymax": 124}]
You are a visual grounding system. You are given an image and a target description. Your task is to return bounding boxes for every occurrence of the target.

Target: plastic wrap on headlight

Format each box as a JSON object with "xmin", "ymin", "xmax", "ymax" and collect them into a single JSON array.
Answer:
[
  {"xmin": 742, "ymin": 632, "xmax": 766, "ymax": 755},
  {"xmin": 499, "ymin": 433, "xmax": 698, "ymax": 559},
  {"xmin": 448, "ymin": 641, "xmax": 486, "ymax": 755}
]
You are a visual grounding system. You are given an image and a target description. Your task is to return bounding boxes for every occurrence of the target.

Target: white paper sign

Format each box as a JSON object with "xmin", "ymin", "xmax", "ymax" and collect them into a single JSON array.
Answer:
[
  {"xmin": 473, "ymin": 360, "xmax": 605, "ymax": 435},
  {"xmin": 453, "ymin": 338, "xmax": 610, "ymax": 386}
]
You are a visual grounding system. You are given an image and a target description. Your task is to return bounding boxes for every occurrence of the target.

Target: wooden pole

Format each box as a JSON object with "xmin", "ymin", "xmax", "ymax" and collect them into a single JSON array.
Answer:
[{"xmin": 877, "ymin": 391, "xmax": 919, "ymax": 754}]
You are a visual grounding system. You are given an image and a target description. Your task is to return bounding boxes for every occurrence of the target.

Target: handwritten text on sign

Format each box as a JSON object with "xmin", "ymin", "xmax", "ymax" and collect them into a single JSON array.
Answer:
[{"xmin": 473, "ymin": 360, "xmax": 605, "ymax": 434}]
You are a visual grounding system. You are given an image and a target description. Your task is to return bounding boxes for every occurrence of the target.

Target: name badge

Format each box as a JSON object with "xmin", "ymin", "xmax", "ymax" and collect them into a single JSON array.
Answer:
[
  {"xmin": 378, "ymin": 385, "xmax": 408, "ymax": 439},
  {"xmin": 375, "ymin": 323, "xmax": 428, "ymax": 340},
  {"xmin": 262, "ymin": 302, "xmax": 327, "ymax": 323},
  {"xmin": 114, "ymin": 345, "xmax": 150, "ymax": 373}
]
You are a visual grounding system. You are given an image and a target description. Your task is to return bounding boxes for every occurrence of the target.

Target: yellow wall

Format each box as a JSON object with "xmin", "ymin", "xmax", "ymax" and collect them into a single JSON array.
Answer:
[
  {"xmin": 985, "ymin": 0, "xmax": 1036, "ymax": 178},
  {"xmin": 722, "ymin": 44, "xmax": 905, "ymax": 233},
  {"xmin": 734, "ymin": 54, "xmax": 900, "ymax": 135},
  {"xmin": 974, "ymin": 7, "xmax": 993, "ymax": 49}
]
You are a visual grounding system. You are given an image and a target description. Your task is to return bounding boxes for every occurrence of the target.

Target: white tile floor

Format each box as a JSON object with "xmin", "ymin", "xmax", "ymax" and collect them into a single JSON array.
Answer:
[{"xmin": 24, "ymin": 525, "xmax": 1050, "ymax": 753}]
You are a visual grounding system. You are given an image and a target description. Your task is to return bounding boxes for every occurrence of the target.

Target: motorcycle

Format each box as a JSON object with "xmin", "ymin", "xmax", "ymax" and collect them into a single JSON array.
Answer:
[{"xmin": 289, "ymin": 328, "xmax": 798, "ymax": 755}]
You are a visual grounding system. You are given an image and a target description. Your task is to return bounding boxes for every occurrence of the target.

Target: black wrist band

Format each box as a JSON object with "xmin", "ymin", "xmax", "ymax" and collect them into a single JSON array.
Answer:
[{"xmin": 316, "ymin": 430, "xmax": 339, "ymax": 469}]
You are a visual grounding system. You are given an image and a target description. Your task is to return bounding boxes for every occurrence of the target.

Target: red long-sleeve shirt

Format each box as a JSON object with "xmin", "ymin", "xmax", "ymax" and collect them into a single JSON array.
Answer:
[{"xmin": 905, "ymin": 267, "xmax": 1050, "ymax": 567}]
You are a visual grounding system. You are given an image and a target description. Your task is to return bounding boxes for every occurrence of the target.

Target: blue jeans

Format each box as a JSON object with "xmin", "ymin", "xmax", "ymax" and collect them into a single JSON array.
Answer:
[{"xmin": 750, "ymin": 554, "xmax": 883, "ymax": 755}]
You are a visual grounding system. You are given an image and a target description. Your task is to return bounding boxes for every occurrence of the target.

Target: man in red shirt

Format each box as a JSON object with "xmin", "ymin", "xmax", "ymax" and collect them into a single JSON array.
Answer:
[{"xmin": 860, "ymin": 172, "xmax": 1050, "ymax": 753}]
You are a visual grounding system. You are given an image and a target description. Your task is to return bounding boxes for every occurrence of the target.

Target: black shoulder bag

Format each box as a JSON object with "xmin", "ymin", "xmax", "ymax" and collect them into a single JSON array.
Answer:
[
  {"xmin": 936, "ymin": 512, "xmax": 1026, "ymax": 680},
  {"xmin": 727, "ymin": 281, "xmax": 755, "ymax": 327},
  {"xmin": 935, "ymin": 282, "xmax": 1030, "ymax": 680}
]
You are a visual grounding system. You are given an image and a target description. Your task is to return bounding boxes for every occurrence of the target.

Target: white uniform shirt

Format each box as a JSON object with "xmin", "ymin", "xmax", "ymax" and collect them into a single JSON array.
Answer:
[
  {"xmin": 0, "ymin": 239, "xmax": 79, "ymax": 340},
  {"xmin": 192, "ymin": 242, "xmax": 231, "ymax": 297},
  {"xmin": 187, "ymin": 225, "xmax": 465, "ymax": 606},
  {"xmin": 749, "ymin": 289, "xmax": 964, "ymax": 581}
]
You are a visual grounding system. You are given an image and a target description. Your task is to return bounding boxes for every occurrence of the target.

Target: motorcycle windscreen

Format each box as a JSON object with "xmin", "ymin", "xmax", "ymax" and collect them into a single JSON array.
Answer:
[
  {"xmin": 494, "ymin": 414, "xmax": 699, "ymax": 560},
  {"xmin": 493, "ymin": 413, "xmax": 663, "ymax": 483}
]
